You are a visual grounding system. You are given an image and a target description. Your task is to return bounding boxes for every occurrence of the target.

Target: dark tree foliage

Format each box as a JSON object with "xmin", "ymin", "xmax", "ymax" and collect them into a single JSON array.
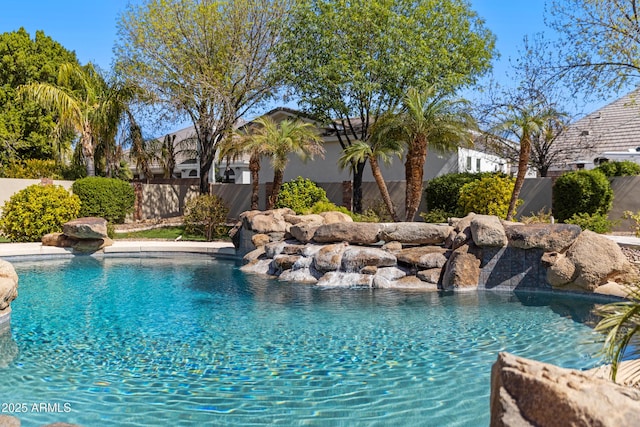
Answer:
[{"xmin": 0, "ymin": 28, "xmax": 79, "ymax": 164}]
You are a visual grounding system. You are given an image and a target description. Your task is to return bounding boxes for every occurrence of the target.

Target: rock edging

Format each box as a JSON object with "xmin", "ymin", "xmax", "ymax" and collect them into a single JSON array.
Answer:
[
  {"xmin": 42, "ymin": 217, "xmax": 114, "ymax": 253},
  {"xmin": 234, "ymin": 210, "xmax": 638, "ymax": 294}
]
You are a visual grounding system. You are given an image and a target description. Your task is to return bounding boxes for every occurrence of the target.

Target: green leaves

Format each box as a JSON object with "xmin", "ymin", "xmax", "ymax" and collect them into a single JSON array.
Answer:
[
  {"xmin": 0, "ymin": 184, "xmax": 81, "ymax": 242},
  {"xmin": 116, "ymin": 0, "xmax": 294, "ymax": 192},
  {"xmin": 276, "ymin": 0, "xmax": 495, "ymax": 133},
  {"xmin": 595, "ymin": 285, "xmax": 640, "ymax": 381}
]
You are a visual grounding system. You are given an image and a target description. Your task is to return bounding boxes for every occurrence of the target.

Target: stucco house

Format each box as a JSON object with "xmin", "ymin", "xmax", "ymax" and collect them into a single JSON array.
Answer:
[
  {"xmin": 129, "ymin": 107, "xmax": 511, "ymax": 184},
  {"xmin": 550, "ymin": 89, "xmax": 640, "ymax": 173}
]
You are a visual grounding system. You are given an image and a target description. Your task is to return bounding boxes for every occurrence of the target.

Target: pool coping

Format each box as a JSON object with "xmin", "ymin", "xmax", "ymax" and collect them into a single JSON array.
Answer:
[{"xmin": 0, "ymin": 240, "xmax": 238, "ymax": 259}]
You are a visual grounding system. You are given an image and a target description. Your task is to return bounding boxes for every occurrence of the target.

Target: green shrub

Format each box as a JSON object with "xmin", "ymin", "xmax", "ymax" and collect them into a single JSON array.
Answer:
[
  {"xmin": 419, "ymin": 208, "xmax": 452, "ymax": 223},
  {"xmin": 552, "ymin": 169, "xmax": 613, "ymax": 222},
  {"xmin": 457, "ymin": 175, "xmax": 517, "ymax": 219},
  {"xmin": 424, "ymin": 172, "xmax": 503, "ymax": 215},
  {"xmin": 1, "ymin": 159, "xmax": 63, "ymax": 179},
  {"xmin": 564, "ymin": 212, "xmax": 613, "ymax": 234},
  {"xmin": 307, "ymin": 200, "xmax": 351, "ymax": 215},
  {"xmin": 72, "ymin": 177, "xmax": 135, "ymax": 223},
  {"xmin": 623, "ymin": 210, "xmax": 640, "ymax": 237},
  {"xmin": 275, "ymin": 177, "xmax": 329, "ymax": 214},
  {"xmin": 0, "ymin": 184, "xmax": 80, "ymax": 242},
  {"xmin": 183, "ymin": 194, "xmax": 229, "ymax": 241},
  {"xmin": 595, "ymin": 160, "xmax": 640, "ymax": 177},
  {"xmin": 520, "ymin": 208, "xmax": 554, "ymax": 224}
]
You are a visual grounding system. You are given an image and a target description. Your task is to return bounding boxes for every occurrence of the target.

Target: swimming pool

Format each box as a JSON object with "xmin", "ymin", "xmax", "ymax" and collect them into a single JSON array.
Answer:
[{"xmin": 1, "ymin": 256, "xmax": 603, "ymax": 426}]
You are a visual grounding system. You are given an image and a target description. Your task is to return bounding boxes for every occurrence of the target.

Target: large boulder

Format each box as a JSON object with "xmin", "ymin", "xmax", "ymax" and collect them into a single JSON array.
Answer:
[
  {"xmin": 542, "ymin": 252, "xmax": 577, "ymax": 288},
  {"xmin": 313, "ymin": 243, "xmax": 349, "ymax": 273},
  {"xmin": 470, "ymin": 215, "xmax": 508, "ymax": 247},
  {"xmin": 0, "ymin": 260, "xmax": 18, "ymax": 314},
  {"xmin": 505, "ymin": 223, "xmax": 581, "ymax": 252},
  {"xmin": 378, "ymin": 223, "xmax": 453, "ymax": 245},
  {"xmin": 565, "ymin": 230, "xmax": 636, "ymax": 291},
  {"xmin": 340, "ymin": 247, "xmax": 397, "ymax": 272},
  {"xmin": 396, "ymin": 246, "xmax": 449, "ymax": 269},
  {"xmin": 313, "ymin": 222, "xmax": 382, "ymax": 245},
  {"xmin": 442, "ymin": 247, "xmax": 481, "ymax": 290},
  {"xmin": 242, "ymin": 208, "xmax": 294, "ymax": 233},
  {"xmin": 63, "ymin": 217, "xmax": 108, "ymax": 239},
  {"xmin": 490, "ymin": 352, "xmax": 640, "ymax": 427}
]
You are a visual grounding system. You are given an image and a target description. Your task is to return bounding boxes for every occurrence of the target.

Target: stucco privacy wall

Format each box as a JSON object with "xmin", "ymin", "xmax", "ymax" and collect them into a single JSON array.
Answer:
[
  {"xmin": 0, "ymin": 177, "xmax": 638, "ymax": 230},
  {"xmin": 0, "ymin": 179, "xmax": 73, "ymax": 208}
]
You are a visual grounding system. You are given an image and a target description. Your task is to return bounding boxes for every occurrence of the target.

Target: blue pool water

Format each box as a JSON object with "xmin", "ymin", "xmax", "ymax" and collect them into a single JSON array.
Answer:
[{"xmin": 0, "ymin": 256, "xmax": 604, "ymax": 426}]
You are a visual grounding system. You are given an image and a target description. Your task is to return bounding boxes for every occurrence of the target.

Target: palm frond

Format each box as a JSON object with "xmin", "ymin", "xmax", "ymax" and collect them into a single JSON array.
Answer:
[{"xmin": 595, "ymin": 283, "xmax": 640, "ymax": 381}]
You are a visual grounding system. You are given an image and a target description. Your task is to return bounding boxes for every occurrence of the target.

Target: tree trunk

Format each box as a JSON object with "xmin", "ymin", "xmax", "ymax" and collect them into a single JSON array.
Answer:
[
  {"xmin": 267, "ymin": 169, "xmax": 284, "ymax": 210},
  {"xmin": 404, "ymin": 137, "xmax": 428, "ymax": 221},
  {"xmin": 250, "ymin": 153, "xmax": 260, "ymax": 210},
  {"xmin": 81, "ymin": 131, "xmax": 95, "ymax": 176},
  {"xmin": 199, "ymin": 152, "xmax": 214, "ymax": 195},
  {"xmin": 507, "ymin": 137, "xmax": 531, "ymax": 221},
  {"xmin": 352, "ymin": 159, "xmax": 366, "ymax": 214},
  {"xmin": 369, "ymin": 156, "xmax": 398, "ymax": 222}
]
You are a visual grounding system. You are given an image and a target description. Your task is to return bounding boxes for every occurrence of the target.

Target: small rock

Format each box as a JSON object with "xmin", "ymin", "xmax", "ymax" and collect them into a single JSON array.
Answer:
[
  {"xmin": 396, "ymin": 246, "xmax": 448, "ymax": 269},
  {"xmin": 417, "ymin": 268, "xmax": 443, "ymax": 284},
  {"xmin": 340, "ymin": 247, "xmax": 397, "ymax": 272},
  {"xmin": 319, "ymin": 211, "xmax": 353, "ymax": 224},
  {"xmin": 251, "ymin": 234, "xmax": 270, "ymax": 248}
]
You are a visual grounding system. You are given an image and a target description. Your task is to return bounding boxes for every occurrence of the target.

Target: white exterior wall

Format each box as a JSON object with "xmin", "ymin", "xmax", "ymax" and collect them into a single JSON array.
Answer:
[
  {"xmin": 256, "ymin": 140, "xmax": 465, "ymax": 184},
  {"xmin": 457, "ymin": 147, "xmax": 510, "ymax": 174}
]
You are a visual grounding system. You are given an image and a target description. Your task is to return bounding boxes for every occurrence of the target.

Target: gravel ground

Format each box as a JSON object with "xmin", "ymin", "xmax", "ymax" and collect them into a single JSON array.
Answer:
[{"xmin": 621, "ymin": 247, "xmax": 640, "ymax": 266}]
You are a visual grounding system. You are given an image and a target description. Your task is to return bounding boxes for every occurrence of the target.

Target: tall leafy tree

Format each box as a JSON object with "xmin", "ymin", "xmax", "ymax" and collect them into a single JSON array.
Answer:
[
  {"xmin": 241, "ymin": 117, "xmax": 324, "ymax": 209},
  {"xmin": 550, "ymin": 0, "xmax": 640, "ymax": 95},
  {"xmin": 0, "ymin": 28, "xmax": 79, "ymax": 164},
  {"xmin": 116, "ymin": 0, "xmax": 293, "ymax": 194},
  {"xmin": 276, "ymin": 0, "xmax": 495, "ymax": 212}
]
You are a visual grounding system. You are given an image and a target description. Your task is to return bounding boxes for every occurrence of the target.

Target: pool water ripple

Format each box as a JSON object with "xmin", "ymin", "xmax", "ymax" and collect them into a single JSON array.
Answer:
[{"xmin": 0, "ymin": 257, "xmax": 604, "ymax": 426}]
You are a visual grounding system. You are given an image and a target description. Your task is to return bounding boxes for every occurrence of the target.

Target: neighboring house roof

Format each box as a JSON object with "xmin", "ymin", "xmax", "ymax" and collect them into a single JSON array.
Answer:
[{"xmin": 552, "ymin": 89, "xmax": 640, "ymax": 166}]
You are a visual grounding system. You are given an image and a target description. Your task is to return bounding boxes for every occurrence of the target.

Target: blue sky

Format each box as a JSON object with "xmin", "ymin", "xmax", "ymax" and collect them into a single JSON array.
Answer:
[{"xmin": 0, "ymin": 0, "xmax": 610, "ymax": 119}]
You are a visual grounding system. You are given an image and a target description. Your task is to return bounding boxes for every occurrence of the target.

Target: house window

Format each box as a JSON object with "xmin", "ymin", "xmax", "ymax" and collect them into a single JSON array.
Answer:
[
  {"xmin": 476, "ymin": 158, "xmax": 481, "ymax": 171},
  {"xmin": 188, "ymin": 170, "xmax": 197, "ymax": 177},
  {"xmin": 466, "ymin": 157, "xmax": 472, "ymax": 171}
]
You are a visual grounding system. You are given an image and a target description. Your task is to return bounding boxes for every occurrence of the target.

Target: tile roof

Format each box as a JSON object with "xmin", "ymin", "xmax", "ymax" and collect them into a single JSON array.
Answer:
[{"xmin": 553, "ymin": 89, "xmax": 640, "ymax": 164}]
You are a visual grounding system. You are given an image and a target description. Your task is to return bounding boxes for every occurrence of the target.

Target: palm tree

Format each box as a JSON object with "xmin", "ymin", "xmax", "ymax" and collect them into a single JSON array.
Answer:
[
  {"xmin": 339, "ymin": 116, "xmax": 403, "ymax": 221},
  {"xmin": 381, "ymin": 87, "xmax": 475, "ymax": 221},
  {"xmin": 595, "ymin": 284, "xmax": 640, "ymax": 381},
  {"xmin": 218, "ymin": 132, "xmax": 263, "ymax": 210},
  {"xmin": 242, "ymin": 117, "xmax": 324, "ymax": 210},
  {"xmin": 19, "ymin": 63, "xmax": 135, "ymax": 177},
  {"xmin": 492, "ymin": 104, "xmax": 558, "ymax": 220}
]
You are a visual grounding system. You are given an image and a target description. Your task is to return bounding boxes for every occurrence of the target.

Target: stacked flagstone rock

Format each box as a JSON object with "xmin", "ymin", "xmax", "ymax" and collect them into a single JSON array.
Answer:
[
  {"xmin": 234, "ymin": 209, "xmax": 638, "ymax": 294},
  {"xmin": 42, "ymin": 217, "xmax": 113, "ymax": 252}
]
